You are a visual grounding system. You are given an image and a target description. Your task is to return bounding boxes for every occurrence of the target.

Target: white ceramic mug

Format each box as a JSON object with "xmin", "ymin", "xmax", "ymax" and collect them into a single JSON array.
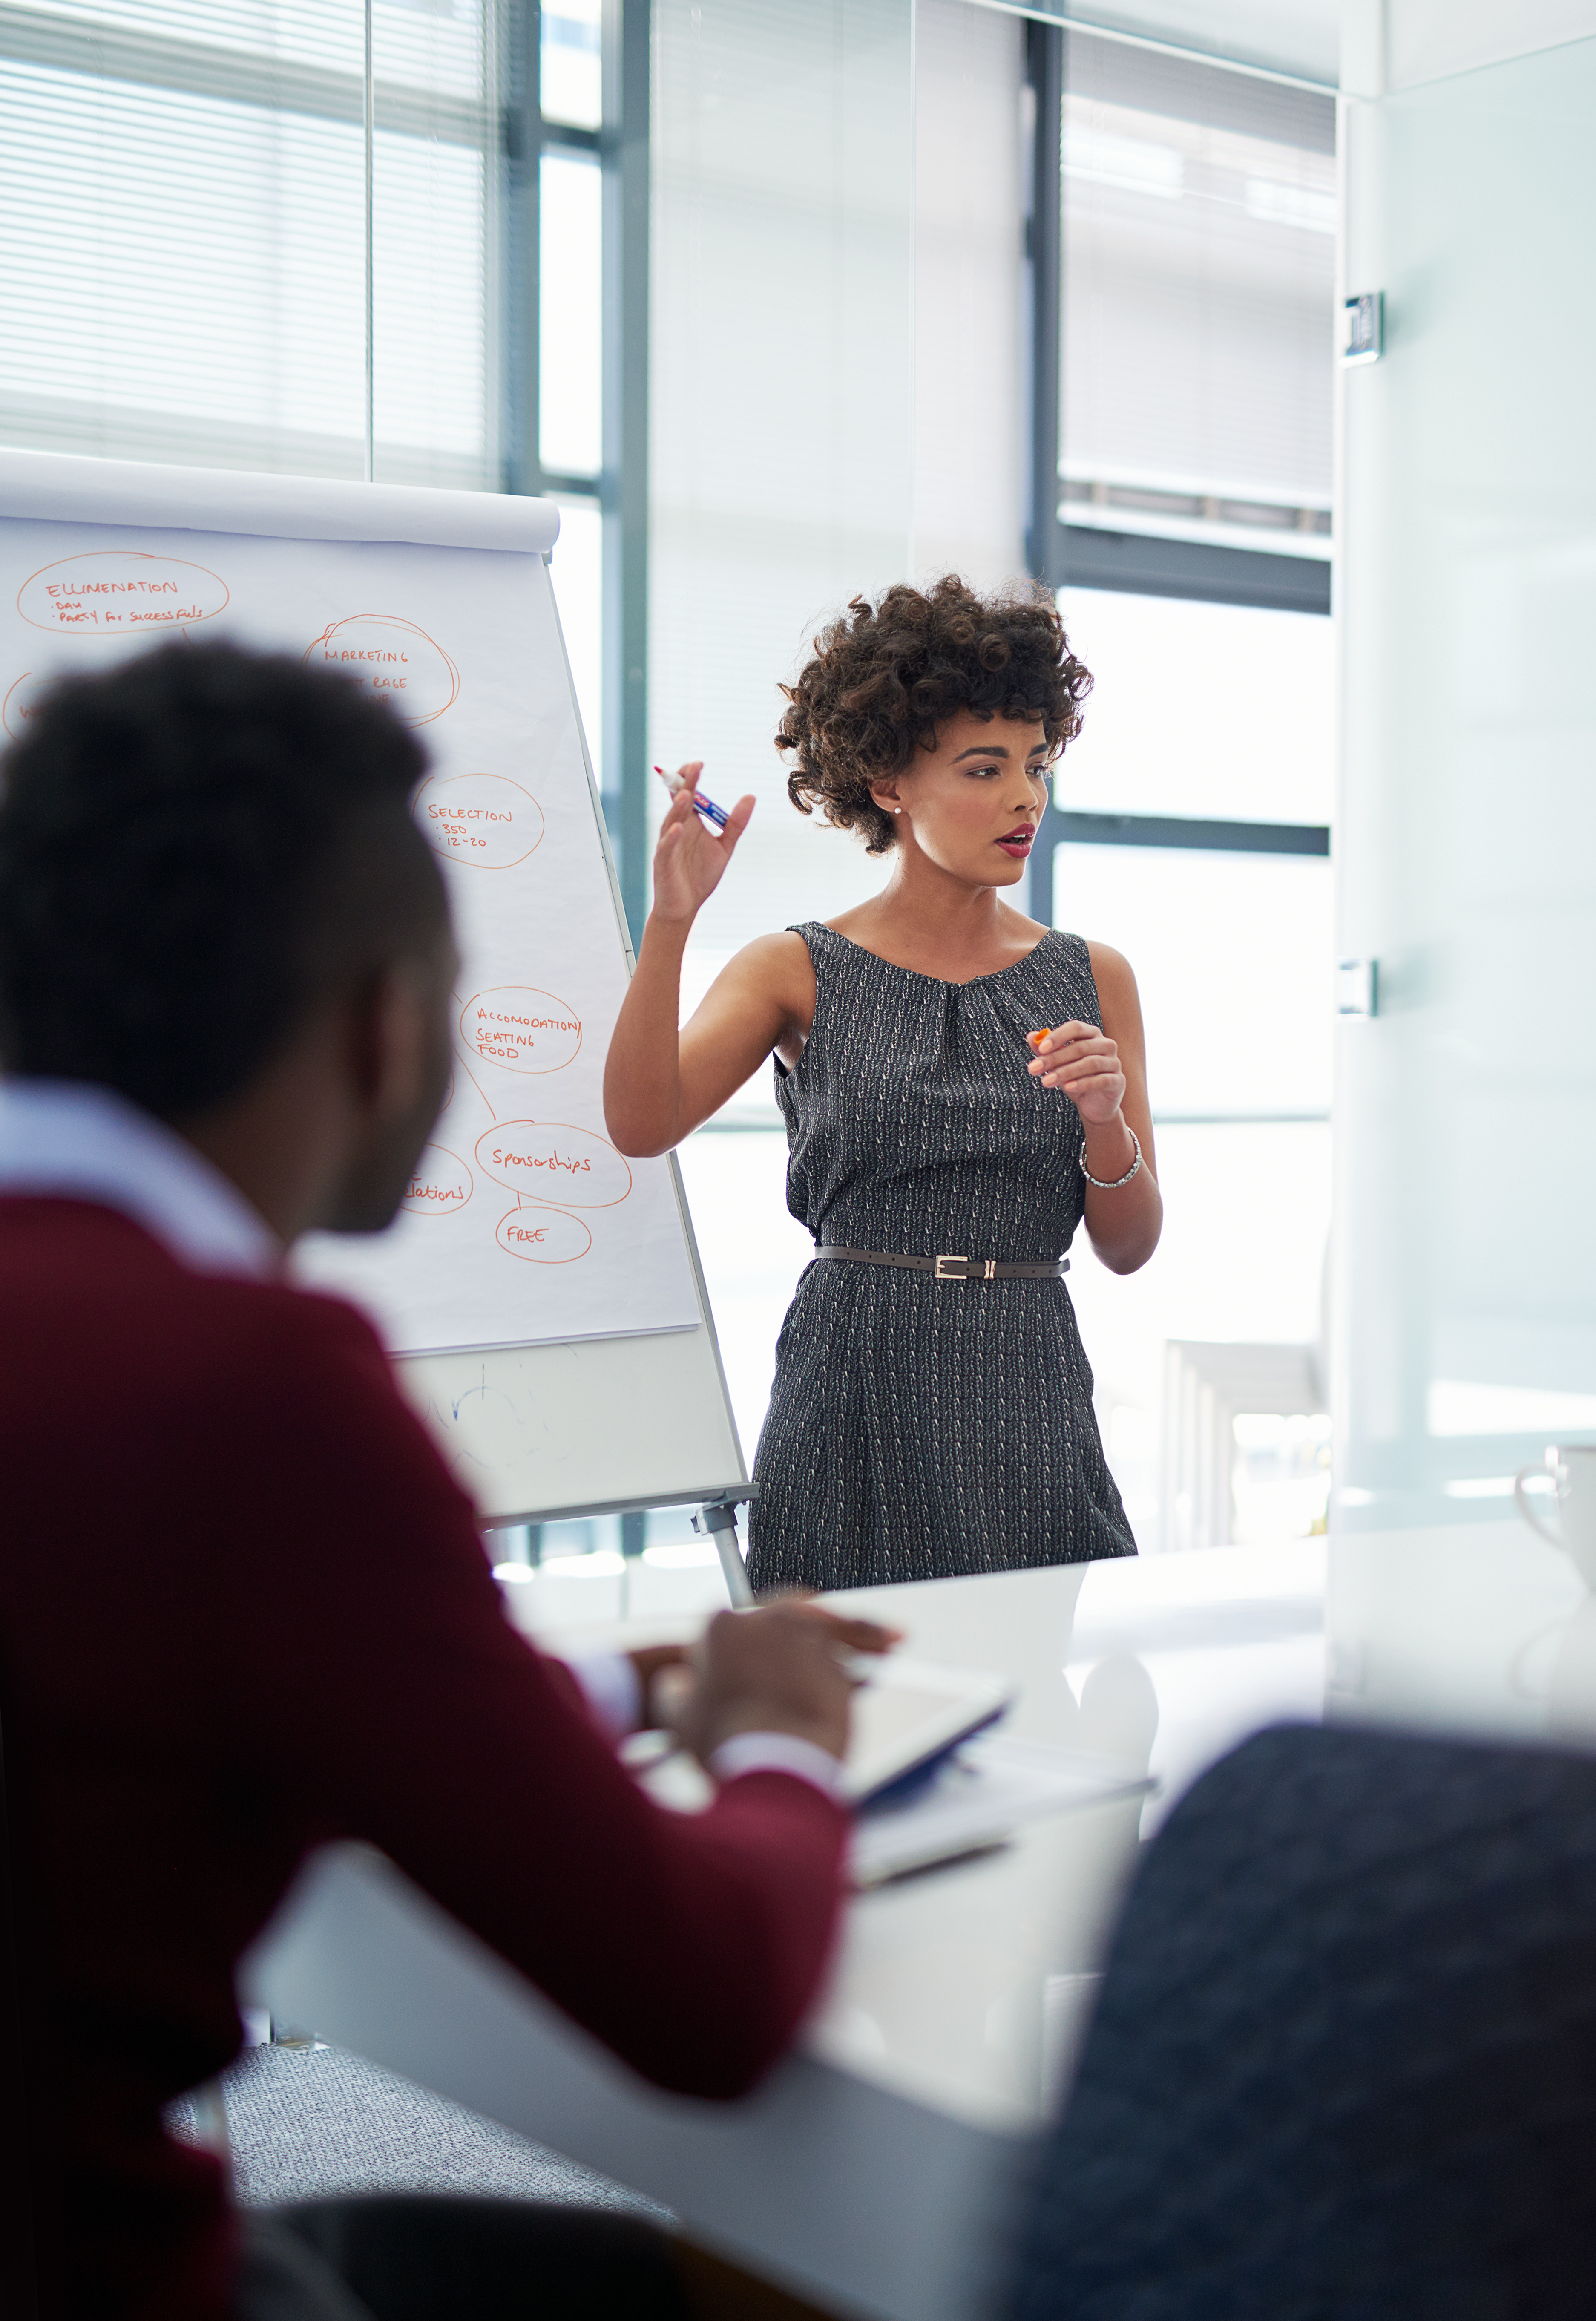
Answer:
[{"xmin": 1515, "ymin": 1446, "xmax": 1596, "ymax": 1586}]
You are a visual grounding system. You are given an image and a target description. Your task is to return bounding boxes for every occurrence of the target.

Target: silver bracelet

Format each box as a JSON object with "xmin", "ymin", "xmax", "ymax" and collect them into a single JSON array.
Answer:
[{"xmin": 1080, "ymin": 1126, "xmax": 1142, "ymax": 1191}]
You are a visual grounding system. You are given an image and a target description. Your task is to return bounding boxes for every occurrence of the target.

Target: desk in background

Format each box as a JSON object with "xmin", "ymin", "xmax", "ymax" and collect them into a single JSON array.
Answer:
[{"xmin": 248, "ymin": 1522, "xmax": 1592, "ymax": 2321}]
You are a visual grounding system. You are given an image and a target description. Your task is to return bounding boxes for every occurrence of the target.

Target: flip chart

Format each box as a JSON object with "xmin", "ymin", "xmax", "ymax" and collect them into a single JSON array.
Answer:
[{"xmin": 0, "ymin": 452, "xmax": 745, "ymax": 1526}]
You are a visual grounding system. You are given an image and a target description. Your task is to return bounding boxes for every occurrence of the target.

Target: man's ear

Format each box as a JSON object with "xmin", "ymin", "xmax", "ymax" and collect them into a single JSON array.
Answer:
[{"xmin": 345, "ymin": 962, "xmax": 429, "ymax": 1117}]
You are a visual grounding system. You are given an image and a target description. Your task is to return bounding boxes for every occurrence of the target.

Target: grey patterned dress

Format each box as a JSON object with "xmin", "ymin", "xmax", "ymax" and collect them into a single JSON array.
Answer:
[{"xmin": 745, "ymin": 923, "xmax": 1136, "ymax": 1595}]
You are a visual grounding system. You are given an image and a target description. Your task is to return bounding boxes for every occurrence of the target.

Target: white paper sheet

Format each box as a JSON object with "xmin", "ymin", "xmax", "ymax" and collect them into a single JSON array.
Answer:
[
  {"xmin": 0, "ymin": 509, "xmax": 701, "ymax": 1356},
  {"xmin": 849, "ymin": 1734, "xmax": 1153, "ymax": 1888}
]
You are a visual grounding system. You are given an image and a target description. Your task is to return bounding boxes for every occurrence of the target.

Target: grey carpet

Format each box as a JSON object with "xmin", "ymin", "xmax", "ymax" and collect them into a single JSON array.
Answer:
[{"xmin": 171, "ymin": 2042, "xmax": 665, "ymax": 2220}]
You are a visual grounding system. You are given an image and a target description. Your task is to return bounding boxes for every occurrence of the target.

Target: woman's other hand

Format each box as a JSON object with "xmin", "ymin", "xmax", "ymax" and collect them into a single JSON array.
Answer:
[
  {"xmin": 1026, "ymin": 1019, "xmax": 1127, "ymax": 1125},
  {"xmin": 652, "ymin": 762, "xmax": 756, "ymax": 928}
]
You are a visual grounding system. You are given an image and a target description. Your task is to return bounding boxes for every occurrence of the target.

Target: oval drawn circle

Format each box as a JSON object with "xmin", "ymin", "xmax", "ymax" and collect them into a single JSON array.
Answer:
[
  {"xmin": 417, "ymin": 772, "xmax": 544, "ymax": 870},
  {"xmin": 2, "ymin": 671, "xmax": 47, "ymax": 740},
  {"xmin": 474, "ymin": 1121, "xmax": 633, "ymax": 1210},
  {"xmin": 401, "ymin": 1144, "xmax": 472, "ymax": 1215},
  {"xmin": 304, "ymin": 614, "xmax": 460, "ymax": 726},
  {"xmin": 17, "ymin": 552, "xmax": 229, "ymax": 636},
  {"xmin": 460, "ymin": 985, "xmax": 581, "ymax": 1075},
  {"xmin": 495, "ymin": 1206, "xmax": 592, "ymax": 1265}
]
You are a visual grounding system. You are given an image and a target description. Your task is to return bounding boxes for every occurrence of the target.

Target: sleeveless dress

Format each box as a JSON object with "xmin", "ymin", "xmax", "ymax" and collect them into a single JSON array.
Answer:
[{"xmin": 746, "ymin": 923, "xmax": 1137, "ymax": 1595}]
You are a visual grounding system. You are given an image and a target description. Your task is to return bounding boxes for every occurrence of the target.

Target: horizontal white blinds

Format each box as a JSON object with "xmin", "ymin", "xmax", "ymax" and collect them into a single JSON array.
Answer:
[
  {"xmin": 0, "ymin": 1, "xmax": 498, "ymax": 485},
  {"xmin": 1060, "ymin": 29, "xmax": 1337, "ymax": 523}
]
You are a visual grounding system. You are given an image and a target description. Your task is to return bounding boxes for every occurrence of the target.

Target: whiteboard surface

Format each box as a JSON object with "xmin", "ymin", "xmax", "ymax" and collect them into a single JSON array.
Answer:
[
  {"xmin": 0, "ymin": 451, "xmax": 747, "ymax": 1521},
  {"xmin": 398, "ymin": 1315, "xmax": 746, "ymax": 1528}
]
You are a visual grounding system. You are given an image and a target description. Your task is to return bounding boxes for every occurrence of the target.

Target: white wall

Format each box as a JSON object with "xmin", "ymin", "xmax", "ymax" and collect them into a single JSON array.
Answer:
[
  {"xmin": 1384, "ymin": 0, "xmax": 1596, "ymax": 88},
  {"xmin": 1335, "ymin": 16, "xmax": 1596, "ymax": 1523}
]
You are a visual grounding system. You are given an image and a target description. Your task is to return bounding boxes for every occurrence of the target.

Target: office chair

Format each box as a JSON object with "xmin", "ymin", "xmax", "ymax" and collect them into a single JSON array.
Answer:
[{"xmin": 1008, "ymin": 1722, "xmax": 1596, "ymax": 2321}]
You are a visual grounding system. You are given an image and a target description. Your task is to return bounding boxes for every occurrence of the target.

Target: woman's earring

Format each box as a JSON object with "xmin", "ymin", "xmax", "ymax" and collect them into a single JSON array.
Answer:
[{"xmin": 893, "ymin": 808, "xmax": 902, "ymax": 815}]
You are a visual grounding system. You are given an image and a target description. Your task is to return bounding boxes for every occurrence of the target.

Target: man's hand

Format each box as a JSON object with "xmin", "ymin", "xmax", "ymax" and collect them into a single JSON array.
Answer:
[{"xmin": 667, "ymin": 1600, "xmax": 900, "ymax": 1770}]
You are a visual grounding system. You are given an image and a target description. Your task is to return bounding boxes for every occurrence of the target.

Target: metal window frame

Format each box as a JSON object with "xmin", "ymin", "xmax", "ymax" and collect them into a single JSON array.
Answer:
[
  {"xmin": 508, "ymin": 1, "xmax": 647, "ymax": 953},
  {"xmin": 503, "ymin": 6, "xmax": 610, "ymax": 485},
  {"xmin": 1022, "ymin": 16, "xmax": 1333, "ymax": 926},
  {"xmin": 600, "ymin": 0, "xmax": 649, "ymax": 953},
  {"xmin": 1024, "ymin": 15, "xmax": 1334, "ymax": 621},
  {"xmin": 504, "ymin": 5, "xmax": 648, "ymax": 958},
  {"xmin": 1055, "ymin": 812, "xmax": 1329, "ymax": 857}
]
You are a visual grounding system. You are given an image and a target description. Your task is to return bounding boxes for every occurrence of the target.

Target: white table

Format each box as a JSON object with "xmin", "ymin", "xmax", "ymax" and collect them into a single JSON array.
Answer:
[{"xmin": 247, "ymin": 1520, "xmax": 1593, "ymax": 2321}]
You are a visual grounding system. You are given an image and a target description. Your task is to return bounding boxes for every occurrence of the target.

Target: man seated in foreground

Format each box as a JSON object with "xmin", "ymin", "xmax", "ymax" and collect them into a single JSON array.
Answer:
[{"xmin": 0, "ymin": 642, "xmax": 890, "ymax": 2321}]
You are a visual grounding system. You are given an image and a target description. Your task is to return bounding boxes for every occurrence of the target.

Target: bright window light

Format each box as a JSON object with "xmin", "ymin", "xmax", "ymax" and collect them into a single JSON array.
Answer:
[
  {"xmin": 1428, "ymin": 1381, "xmax": 1596, "ymax": 1438},
  {"xmin": 543, "ymin": 1549, "xmax": 626, "ymax": 1578},
  {"xmin": 539, "ymin": 151, "xmax": 602, "ymax": 478},
  {"xmin": 1063, "ymin": 127, "xmax": 1183, "ymax": 199},
  {"xmin": 541, "ymin": 0, "xmax": 602, "ymax": 132},
  {"xmin": 1244, "ymin": 179, "xmax": 1336, "ymax": 233},
  {"xmin": 549, "ymin": 495, "xmax": 603, "ymax": 773}
]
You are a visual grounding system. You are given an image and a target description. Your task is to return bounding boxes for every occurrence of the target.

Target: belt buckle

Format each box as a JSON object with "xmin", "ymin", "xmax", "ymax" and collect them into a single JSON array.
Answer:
[
  {"xmin": 934, "ymin": 1253, "xmax": 965, "ymax": 1281},
  {"xmin": 935, "ymin": 1254, "xmax": 996, "ymax": 1281}
]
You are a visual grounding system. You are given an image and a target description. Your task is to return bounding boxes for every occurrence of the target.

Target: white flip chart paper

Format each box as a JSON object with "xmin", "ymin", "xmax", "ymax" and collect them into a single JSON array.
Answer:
[{"xmin": 0, "ymin": 506, "xmax": 701, "ymax": 1356}]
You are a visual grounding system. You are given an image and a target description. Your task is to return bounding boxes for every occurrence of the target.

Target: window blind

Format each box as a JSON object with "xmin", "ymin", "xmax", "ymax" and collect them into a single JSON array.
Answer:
[
  {"xmin": 0, "ymin": 0, "xmax": 501, "ymax": 486},
  {"xmin": 1060, "ymin": 30, "xmax": 1337, "ymax": 548}
]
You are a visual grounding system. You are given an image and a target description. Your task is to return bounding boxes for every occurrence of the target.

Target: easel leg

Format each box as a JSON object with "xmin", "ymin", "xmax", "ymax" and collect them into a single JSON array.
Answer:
[{"xmin": 694, "ymin": 1502, "xmax": 753, "ymax": 1607}]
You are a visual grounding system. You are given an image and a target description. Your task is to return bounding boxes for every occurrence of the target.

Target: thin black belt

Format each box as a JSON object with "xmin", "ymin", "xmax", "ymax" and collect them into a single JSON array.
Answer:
[{"xmin": 816, "ymin": 1244, "xmax": 1068, "ymax": 1282}]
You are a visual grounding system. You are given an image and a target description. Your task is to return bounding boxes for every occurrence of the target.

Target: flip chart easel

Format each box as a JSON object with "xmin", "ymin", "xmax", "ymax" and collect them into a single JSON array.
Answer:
[{"xmin": 0, "ymin": 450, "xmax": 752, "ymax": 1593}]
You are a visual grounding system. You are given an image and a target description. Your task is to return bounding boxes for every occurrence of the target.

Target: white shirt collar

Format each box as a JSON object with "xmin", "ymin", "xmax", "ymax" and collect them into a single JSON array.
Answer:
[{"xmin": 0, "ymin": 1078, "xmax": 278, "ymax": 1280}]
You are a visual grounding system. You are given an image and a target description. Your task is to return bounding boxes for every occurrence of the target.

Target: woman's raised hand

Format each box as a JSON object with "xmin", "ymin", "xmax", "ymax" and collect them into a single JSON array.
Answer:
[
  {"xmin": 1027, "ymin": 1019, "xmax": 1127, "ymax": 1125},
  {"xmin": 651, "ymin": 762, "xmax": 756, "ymax": 928}
]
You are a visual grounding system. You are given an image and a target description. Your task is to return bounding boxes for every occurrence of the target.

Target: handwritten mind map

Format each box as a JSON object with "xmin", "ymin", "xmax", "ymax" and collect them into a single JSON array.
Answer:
[
  {"xmin": 305, "ymin": 613, "xmax": 459, "ymax": 724},
  {"xmin": 0, "ymin": 512, "xmax": 700, "ymax": 1356},
  {"xmin": 460, "ymin": 987, "xmax": 581, "ymax": 1074},
  {"xmin": 417, "ymin": 772, "xmax": 544, "ymax": 867},
  {"xmin": 19, "ymin": 550, "xmax": 230, "ymax": 635},
  {"xmin": 300, "ymin": 560, "xmax": 699, "ymax": 1353}
]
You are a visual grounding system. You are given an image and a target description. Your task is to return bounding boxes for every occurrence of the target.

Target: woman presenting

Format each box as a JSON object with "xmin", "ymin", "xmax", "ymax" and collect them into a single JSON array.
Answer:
[{"xmin": 604, "ymin": 577, "xmax": 1162, "ymax": 1592}]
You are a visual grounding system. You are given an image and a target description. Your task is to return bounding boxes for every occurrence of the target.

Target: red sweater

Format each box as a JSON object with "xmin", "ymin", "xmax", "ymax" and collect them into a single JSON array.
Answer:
[{"xmin": 0, "ymin": 1199, "xmax": 846, "ymax": 2321}]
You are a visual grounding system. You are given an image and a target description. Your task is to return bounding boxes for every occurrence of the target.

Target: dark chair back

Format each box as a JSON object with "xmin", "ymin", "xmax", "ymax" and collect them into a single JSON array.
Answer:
[{"xmin": 1008, "ymin": 1723, "xmax": 1596, "ymax": 2321}]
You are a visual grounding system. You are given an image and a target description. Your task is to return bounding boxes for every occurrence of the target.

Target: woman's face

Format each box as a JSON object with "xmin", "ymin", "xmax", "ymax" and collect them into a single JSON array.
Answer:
[{"xmin": 873, "ymin": 710, "xmax": 1051, "ymax": 889}]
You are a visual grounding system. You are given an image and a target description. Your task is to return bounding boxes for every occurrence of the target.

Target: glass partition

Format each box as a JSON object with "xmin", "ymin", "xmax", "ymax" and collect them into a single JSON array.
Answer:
[
  {"xmin": 1337, "ymin": 32, "xmax": 1596, "ymax": 1527},
  {"xmin": 650, "ymin": 0, "xmax": 916, "ymax": 993}
]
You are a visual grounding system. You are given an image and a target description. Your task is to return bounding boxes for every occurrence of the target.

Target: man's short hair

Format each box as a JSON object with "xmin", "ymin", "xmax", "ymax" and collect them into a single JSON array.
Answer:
[{"xmin": 0, "ymin": 640, "xmax": 446, "ymax": 1120}]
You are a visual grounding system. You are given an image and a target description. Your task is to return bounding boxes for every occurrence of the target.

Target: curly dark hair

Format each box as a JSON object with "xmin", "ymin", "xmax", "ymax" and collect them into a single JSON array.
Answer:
[
  {"xmin": 0, "ymin": 640, "xmax": 443, "ymax": 1121},
  {"xmin": 776, "ymin": 576, "xmax": 1091, "ymax": 855}
]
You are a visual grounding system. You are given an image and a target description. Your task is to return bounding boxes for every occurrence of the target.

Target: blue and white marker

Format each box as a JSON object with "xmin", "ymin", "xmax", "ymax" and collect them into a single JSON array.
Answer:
[{"xmin": 653, "ymin": 763, "xmax": 730, "ymax": 832}]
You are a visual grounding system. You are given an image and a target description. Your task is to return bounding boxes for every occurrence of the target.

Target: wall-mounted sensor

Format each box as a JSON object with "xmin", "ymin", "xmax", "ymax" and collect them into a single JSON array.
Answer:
[
  {"xmin": 1343, "ymin": 292, "xmax": 1384, "ymax": 366},
  {"xmin": 1337, "ymin": 958, "xmax": 1379, "ymax": 1017}
]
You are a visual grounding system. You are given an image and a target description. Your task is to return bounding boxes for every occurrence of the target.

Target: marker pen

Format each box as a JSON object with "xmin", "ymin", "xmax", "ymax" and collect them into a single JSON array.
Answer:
[{"xmin": 653, "ymin": 763, "xmax": 730, "ymax": 831}]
